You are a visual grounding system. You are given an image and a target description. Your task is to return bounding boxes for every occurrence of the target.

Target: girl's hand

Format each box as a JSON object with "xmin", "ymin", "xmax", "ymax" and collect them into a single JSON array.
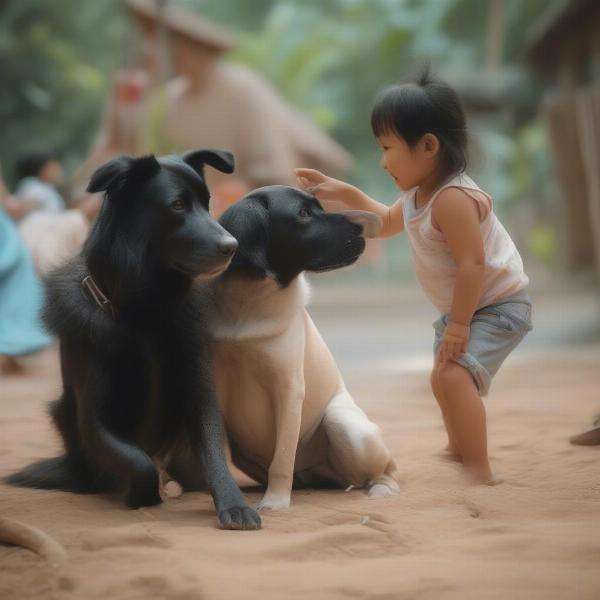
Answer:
[
  {"xmin": 438, "ymin": 321, "xmax": 470, "ymax": 366},
  {"xmin": 294, "ymin": 168, "xmax": 357, "ymax": 210}
]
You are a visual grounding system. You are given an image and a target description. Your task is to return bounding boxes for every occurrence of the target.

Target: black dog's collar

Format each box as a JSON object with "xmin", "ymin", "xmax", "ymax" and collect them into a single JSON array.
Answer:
[{"xmin": 82, "ymin": 275, "xmax": 115, "ymax": 317}]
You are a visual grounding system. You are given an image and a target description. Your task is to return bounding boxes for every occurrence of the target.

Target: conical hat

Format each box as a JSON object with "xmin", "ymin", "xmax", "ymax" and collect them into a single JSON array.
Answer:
[{"xmin": 126, "ymin": 0, "xmax": 237, "ymax": 51}]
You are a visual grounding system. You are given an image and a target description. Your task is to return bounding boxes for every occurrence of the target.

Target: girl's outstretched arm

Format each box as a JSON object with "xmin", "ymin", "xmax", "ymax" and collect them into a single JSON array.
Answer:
[{"xmin": 295, "ymin": 168, "xmax": 404, "ymax": 238}]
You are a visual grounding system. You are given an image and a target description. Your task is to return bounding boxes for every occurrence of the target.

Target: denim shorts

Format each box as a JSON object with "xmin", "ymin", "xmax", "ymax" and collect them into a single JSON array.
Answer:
[{"xmin": 433, "ymin": 289, "xmax": 533, "ymax": 396}]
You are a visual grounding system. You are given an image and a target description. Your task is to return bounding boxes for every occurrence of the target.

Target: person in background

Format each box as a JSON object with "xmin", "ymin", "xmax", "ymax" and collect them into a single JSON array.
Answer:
[
  {"xmin": 71, "ymin": 0, "xmax": 351, "ymax": 218},
  {"xmin": 11, "ymin": 149, "xmax": 89, "ymax": 275},
  {"xmin": 0, "ymin": 173, "xmax": 51, "ymax": 375},
  {"xmin": 13, "ymin": 149, "xmax": 66, "ymax": 215}
]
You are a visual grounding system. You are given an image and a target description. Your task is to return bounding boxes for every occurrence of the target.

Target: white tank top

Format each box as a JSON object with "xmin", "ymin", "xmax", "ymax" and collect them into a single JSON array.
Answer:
[{"xmin": 402, "ymin": 173, "xmax": 529, "ymax": 315}]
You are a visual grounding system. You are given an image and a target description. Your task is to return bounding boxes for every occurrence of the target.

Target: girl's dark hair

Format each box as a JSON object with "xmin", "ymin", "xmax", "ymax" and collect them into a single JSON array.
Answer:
[
  {"xmin": 14, "ymin": 148, "xmax": 59, "ymax": 181},
  {"xmin": 371, "ymin": 67, "xmax": 468, "ymax": 176}
]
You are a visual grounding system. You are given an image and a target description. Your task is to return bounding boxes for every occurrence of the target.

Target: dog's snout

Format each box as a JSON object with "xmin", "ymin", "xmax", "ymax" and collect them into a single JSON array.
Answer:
[
  {"xmin": 218, "ymin": 236, "xmax": 238, "ymax": 256},
  {"xmin": 338, "ymin": 210, "xmax": 383, "ymax": 239}
]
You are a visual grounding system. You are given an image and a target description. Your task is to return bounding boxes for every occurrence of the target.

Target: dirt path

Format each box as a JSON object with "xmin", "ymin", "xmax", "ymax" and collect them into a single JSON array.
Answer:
[{"xmin": 1, "ymin": 280, "xmax": 599, "ymax": 600}]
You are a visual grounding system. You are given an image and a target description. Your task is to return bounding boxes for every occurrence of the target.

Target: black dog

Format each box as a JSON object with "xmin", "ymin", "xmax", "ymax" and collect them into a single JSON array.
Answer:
[
  {"xmin": 6, "ymin": 149, "xmax": 261, "ymax": 530},
  {"xmin": 219, "ymin": 185, "xmax": 368, "ymax": 286}
]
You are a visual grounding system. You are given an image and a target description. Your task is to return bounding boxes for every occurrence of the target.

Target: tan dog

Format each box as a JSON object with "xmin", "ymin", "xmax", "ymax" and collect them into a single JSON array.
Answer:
[{"xmin": 210, "ymin": 186, "xmax": 399, "ymax": 511}]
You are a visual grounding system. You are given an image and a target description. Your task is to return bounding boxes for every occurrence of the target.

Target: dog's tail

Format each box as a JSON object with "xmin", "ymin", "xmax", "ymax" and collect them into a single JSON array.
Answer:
[{"xmin": 5, "ymin": 455, "xmax": 111, "ymax": 493}]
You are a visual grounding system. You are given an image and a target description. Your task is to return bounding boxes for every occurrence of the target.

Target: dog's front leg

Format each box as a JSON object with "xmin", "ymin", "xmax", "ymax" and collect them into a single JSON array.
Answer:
[
  {"xmin": 196, "ymin": 387, "xmax": 262, "ymax": 530},
  {"xmin": 257, "ymin": 369, "xmax": 305, "ymax": 512},
  {"xmin": 82, "ymin": 362, "xmax": 161, "ymax": 509}
]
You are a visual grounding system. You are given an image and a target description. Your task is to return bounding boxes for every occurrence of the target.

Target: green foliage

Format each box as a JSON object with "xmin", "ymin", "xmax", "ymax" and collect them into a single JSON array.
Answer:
[
  {"xmin": 0, "ymin": 0, "xmax": 562, "ymax": 230},
  {"xmin": 0, "ymin": 0, "xmax": 125, "ymax": 187},
  {"xmin": 198, "ymin": 0, "xmax": 560, "ymax": 209},
  {"xmin": 529, "ymin": 224, "xmax": 557, "ymax": 264}
]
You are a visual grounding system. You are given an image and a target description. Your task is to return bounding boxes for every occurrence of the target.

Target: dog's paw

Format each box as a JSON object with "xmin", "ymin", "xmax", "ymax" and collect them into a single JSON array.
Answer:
[
  {"xmin": 367, "ymin": 476, "xmax": 400, "ymax": 499},
  {"xmin": 126, "ymin": 485, "xmax": 162, "ymax": 509},
  {"xmin": 218, "ymin": 506, "xmax": 262, "ymax": 530},
  {"xmin": 126, "ymin": 471, "xmax": 162, "ymax": 509},
  {"xmin": 162, "ymin": 480, "xmax": 183, "ymax": 499},
  {"xmin": 256, "ymin": 493, "xmax": 291, "ymax": 512}
]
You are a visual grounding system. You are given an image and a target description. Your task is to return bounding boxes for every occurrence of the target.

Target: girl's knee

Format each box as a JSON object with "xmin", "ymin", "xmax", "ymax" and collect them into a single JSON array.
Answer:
[{"xmin": 437, "ymin": 361, "xmax": 468, "ymax": 390}]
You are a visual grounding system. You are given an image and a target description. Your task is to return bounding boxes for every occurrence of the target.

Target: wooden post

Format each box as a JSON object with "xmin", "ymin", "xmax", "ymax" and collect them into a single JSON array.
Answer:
[
  {"xmin": 486, "ymin": 0, "xmax": 504, "ymax": 70},
  {"xmin": 545, "ymin": 94, "xmax": 595, "ymax": 270},
  {"xmin": 576, "ymin": 84, "xmax": 600, "ymax": 281}
]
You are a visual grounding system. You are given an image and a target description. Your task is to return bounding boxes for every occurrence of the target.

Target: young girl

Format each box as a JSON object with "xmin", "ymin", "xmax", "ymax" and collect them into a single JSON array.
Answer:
[{"xmin": 295, "ymin": 70, "xmax": 532, "ymax": 485}]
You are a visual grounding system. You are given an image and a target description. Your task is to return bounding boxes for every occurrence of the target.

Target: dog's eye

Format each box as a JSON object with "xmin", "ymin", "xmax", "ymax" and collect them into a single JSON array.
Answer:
[
  {"xmin": 170, "ymin": 199, "xmax": 185, "ymax": 212},
  {"xmin": 298, "ymin": 207, "xmax": 312, "ymax": 221}
]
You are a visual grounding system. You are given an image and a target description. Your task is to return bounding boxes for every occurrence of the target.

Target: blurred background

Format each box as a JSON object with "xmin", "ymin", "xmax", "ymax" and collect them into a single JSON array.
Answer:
[
  {"xmin": 1, "ymin": 0, "xmax": 599, "ymax": 365},
  {"xmin": 2, "ymin": 0, "xmax": 600, "ymax": 278}
]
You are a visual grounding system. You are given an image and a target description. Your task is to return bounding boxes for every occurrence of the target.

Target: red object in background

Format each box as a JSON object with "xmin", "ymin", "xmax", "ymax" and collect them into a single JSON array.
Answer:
[
  {"xmin": 115, "ymin": 70, "xmax": 147, "ymax": 105},
  {"xmin": 210, "ymin": 180, "xmax": 251, "ymax": 218},
  {"xmin": 109, "ymin": 70, "xmax": 149, "ymax": 153}
]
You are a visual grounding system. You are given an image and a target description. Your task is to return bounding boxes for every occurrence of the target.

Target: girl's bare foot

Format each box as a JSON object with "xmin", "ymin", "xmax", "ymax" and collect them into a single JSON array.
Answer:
[
  {"xmin": 0, "ymin": 355, "xmax": 24, "ymax": 376},
  {"xmin": 437, "ymin": 443, "xmax": 462, "ymax": 463},
  {"xmin": 465, "ymin": 465, "xmax": 503, "ymax": 486},
  {"xmin": 482, "ymin": 476, "xmax": 504, "ymax": 486}
]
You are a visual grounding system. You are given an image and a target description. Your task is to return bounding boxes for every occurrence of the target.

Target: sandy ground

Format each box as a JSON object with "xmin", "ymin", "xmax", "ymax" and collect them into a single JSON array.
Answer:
[{"xmin": 1, "ymin": 277, "xmax": 599, "ymax": 600}]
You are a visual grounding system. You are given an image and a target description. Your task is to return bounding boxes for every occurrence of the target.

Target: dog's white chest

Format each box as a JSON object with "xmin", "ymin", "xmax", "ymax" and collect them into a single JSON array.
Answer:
[
  {"xmin": 212, "ymin": 275, "xmax": 310, "ymax": 342},
  {"xmin": 211, "ymin": 274, "xmax": 341, "ymax": 464}
]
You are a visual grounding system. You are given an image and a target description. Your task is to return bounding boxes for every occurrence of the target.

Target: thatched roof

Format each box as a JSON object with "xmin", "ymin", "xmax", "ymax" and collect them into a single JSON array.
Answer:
[{"xmin": 525, "ymin": 0, "xmax": 600, "ymax": 72}]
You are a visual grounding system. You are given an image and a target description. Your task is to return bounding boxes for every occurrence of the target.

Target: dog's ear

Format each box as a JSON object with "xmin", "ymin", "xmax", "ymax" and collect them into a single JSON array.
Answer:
[
  {"xmin": 87, "ymin": 155, "xmax": 160, "ymax": 194},
  {"xmin": 182, "ymin": 149, "xmax": 235, "ymax": 177},
  {"xmin": 87, "ymin": 156, "xmax": 132, "ymax": 193},
  {"xmin": 219, "ymin": 193, "xmax": 269, "ymax": 274}
]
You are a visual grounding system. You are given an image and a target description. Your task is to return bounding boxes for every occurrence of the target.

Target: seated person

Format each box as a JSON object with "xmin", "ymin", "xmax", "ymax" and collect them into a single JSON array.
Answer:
[
  {"xmin": 14, "ymin": 149, "xmax": 66, "ymax": 214},
  {"xmin": 0, "ymin": 205, "xmax": 52, "ymax": 374},
  {"xmin": 11, "ymin": 149, "xmax": 89, "ymax": 275}
]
